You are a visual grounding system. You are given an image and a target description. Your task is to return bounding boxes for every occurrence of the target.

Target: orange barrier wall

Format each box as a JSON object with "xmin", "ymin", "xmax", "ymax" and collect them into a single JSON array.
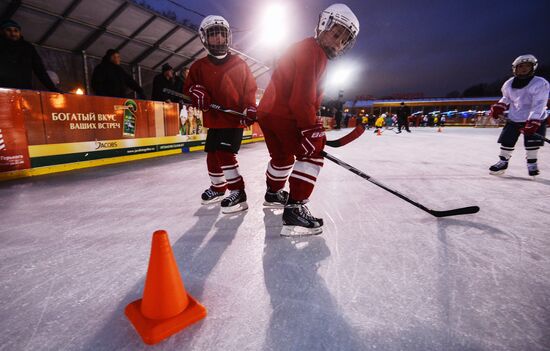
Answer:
[{"xmin": 0, "ymin": 89, "xmax": 264, "ymax": 178}]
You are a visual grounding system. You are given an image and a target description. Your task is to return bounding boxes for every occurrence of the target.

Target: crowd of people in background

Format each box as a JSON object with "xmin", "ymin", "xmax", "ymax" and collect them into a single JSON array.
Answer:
[{"xmin": 0, "ymin": 18, "xmax": 193, "ymax": 103}]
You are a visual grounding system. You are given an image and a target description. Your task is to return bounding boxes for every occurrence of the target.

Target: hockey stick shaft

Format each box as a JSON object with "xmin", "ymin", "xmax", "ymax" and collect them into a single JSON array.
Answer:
[
  {"xmin": 165, "ymin": 88, "xmax": 364, "ymax": 148},
  {"xmin": 534, "ymin": 133, "xmax": 550, "ymax": 144},
  {"xmin": 163, "ymin": 88, "xmax": 246, "ymax": 117},
  {"xmin": 321, "ymin": 151, "xmax": 479, "ymax": 217}
]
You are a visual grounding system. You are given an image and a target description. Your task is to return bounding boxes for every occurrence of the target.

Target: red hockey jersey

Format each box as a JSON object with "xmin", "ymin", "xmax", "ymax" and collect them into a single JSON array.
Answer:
[
  {"xmin": 257, "ymin": 37, "xmax": 328, "ymax": 129},
  {"xmin": 184, "ymin": 54, "xmax": 257, "ymax": 129}
]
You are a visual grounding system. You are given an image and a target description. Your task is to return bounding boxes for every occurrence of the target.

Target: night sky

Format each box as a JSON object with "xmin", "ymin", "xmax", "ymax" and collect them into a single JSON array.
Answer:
[{"xmin": 148, "ymin": 0, "xmax": 550, "ymax": 99}]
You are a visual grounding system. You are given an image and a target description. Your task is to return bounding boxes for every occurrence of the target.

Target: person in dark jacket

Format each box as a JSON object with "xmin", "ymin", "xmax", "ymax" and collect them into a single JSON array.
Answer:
[
  {"xmin": 91, "ymin": 49, "xmax": 146, "ymax": 99},
  {"xmin": 396, "ymin": 101, "xmax": 411, "ymax": 133},
  {"xmin": 0, "ymin": 19, "xmax": 60, "ymax": 92},
  {"xmin": 173, "ymin": 67, "xmax": 189, "ymax": 94},
  {"xmin": 152, "ymin": 63, "xmax": 177, "ymax": 102}
]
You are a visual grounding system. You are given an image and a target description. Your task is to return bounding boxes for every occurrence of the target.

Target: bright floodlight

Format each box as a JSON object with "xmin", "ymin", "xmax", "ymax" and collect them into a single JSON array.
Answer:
[
  {"xmin": 327, "ymin": 67, "xmax": 352, "ymax": 88},
  {"xmin": 259, "ymin": 3, "xmax": 287, "ymax": 49},
  {"xmin": 324, "ymin": 61, "xmax": 360, "ymax": 91}
]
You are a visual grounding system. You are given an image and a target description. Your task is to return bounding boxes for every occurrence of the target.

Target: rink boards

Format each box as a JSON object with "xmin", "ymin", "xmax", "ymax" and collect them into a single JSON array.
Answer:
[{"xmin": 0, "ymin": 88, "xmax": 264, "ymax": 181}]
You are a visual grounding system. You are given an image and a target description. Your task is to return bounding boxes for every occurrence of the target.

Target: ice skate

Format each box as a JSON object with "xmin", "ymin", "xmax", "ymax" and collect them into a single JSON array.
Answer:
[
  {"xmin": 527, "ymin": 163, "xmax": 539, "ymax": 178},
  {"xmin": 221, "ymin": 190, "xmax": 248, "ymax": 214},
  {"xmin": 201, "ymin": 188, "xmax": 225, "ymax": 204},
  {"xmin": 489, "ymin": 157, "xmax": 509, "ymax": 175},
  {"xmin": 263, "ymin": 189, "xmax": 289, "ymax": 208},
  {"xmin": 281, "ymin": 201, "xmax": 323, "ymax": 237}
]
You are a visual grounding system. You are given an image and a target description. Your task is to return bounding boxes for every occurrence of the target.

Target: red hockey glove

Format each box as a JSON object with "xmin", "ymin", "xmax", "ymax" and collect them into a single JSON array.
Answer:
[
  {"xmin": 489, "ymin": 102, "xmax": 507, "ymax": 119},
  {"xmin": 521, "ymin": 119, "xmax": 541, "ymax": 136},
  {"xmin": 298, "ymin": 123, "xmax": 326, "ymax": 157},
  {"xmin": 188, "ymin": 84, "xmax": 211, "ymax": 111},
  {"xmin": 240, "ymin": 106, "xmax": 257, "ymax": 127}
]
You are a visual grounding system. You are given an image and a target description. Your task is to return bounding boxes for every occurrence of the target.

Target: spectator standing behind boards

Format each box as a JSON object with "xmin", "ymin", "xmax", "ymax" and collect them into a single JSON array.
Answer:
[
  {"xmin": 334, "ymin": 107, "xmax": 343, "ymax": 129},
  {"xmin": 0, "ymin": 19, "xmax": 60, "ymax": 92},
  {"xmin": 174, "ymin": 67, "xmax": 189, "ymax": 94},
  {"xmin": 152, "ymin": 63, "xmax": 177, "ymax": 102},
  {"xmin": 396, "ymin": 102, "xmax": 411, "ymax": 133},
  {"xmin": 91, "ymin": 49, "xmax": 146, "ymax": 99}
]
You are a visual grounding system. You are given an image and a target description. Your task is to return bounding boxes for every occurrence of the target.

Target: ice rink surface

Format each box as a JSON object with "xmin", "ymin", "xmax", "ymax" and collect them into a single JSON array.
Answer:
[{"xmin": 1, "ymin": 127, "xmax": 549, "ymax": 351}]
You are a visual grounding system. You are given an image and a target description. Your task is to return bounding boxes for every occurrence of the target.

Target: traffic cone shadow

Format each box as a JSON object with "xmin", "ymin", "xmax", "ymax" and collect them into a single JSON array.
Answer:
[{"xmin": 125, "ymin": 230, "xmax": 207, "ymax": 345}]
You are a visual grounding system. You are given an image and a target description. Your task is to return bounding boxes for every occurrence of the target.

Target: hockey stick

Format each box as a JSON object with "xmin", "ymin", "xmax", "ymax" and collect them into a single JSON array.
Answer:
[
  {"xmin": 165, "ymin": 88, "xmax": 364, "ymax": 148},
  {"xmin": 321, "ymin": 151, "xmax": 480, "ymax": 217},
  {"xmin": 163, "ymin": 88, "xmax": 245, "ymax": 117},
  {"xmin": 326, "ymin": 123, "xmax": 366, "ymax": 147},
  {"xmin": 534, "ymin": 133, "xmax": 550, "ymax": 144}
]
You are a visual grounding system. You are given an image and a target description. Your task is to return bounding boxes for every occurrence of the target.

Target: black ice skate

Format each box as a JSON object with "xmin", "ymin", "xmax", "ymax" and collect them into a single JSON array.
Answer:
[
  {"xmin": 489, "ymin": 157, "xmax": 509, "ymax": 175},
  {"xmin": 263, "ymin": 189, "xmax": 289, "ymax": 208},
  {"xmin": 221, "ymin": 190, "xmax": 248, "ymax": 214},
  {"xmin": 281, "ymin": 201, "xmax": 323, "ymax": 237},
  {"xmin": 527, "ymin": 163, "xmax": 539, "ymax": 177},
  {"xmin": 201, "ymin": 188, "xmax": 225, "ymax": 205}
]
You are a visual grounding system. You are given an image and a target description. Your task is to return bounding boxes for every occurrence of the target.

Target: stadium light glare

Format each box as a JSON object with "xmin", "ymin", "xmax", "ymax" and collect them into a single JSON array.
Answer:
[
  {"xmin": 324, "ymin": 61, "xmax": 361, "ymax": 95},
  {"xmin": 259, "ymin": 3, "xmax": 287, "ymax": 49}
]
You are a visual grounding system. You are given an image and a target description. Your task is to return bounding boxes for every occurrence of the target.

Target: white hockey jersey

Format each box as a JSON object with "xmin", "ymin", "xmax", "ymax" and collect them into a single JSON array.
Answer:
[{"xmin": 499, "ymin": 76, "xmax": 549, "ymax": 122}]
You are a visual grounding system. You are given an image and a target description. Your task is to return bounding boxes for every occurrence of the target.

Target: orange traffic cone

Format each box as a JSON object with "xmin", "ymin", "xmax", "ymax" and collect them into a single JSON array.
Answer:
[
  {"xmin": 376, "ymin": 128, "xmax": 382, "ymax": 136},
  {"xmin": 125, "ymin": 230, "xmax": 207, "ymax": 345},
  {"xmin": 437, "ymin": 126, "xmax": 442, "ymax": 132}
]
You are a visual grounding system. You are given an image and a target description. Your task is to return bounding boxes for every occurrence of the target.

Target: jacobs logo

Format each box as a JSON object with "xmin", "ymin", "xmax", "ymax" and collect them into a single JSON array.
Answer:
[{"xmin": 95, "ymin": 141, "xmax": 118, "ymax": 150}]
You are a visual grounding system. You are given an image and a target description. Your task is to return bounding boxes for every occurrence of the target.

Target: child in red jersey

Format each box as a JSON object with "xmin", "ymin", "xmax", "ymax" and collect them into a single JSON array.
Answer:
[
  {"xmin": 184, "ymin": 15, "xmax": 257, "ymax": 214},
  {"xmin": 257, "ymin": 4, "xmax": 360, "ymax": 236}
]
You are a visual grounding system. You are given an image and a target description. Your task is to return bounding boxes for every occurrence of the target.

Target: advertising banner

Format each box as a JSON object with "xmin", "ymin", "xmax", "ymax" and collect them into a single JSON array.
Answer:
[
  {"xmin": 39, "ymin": 93, "xmax": 153, "ymax": 143},
  {"xmin": 0, "ymin": 89, "xmax": 31, "ymax": 172},
  {"xmin": 0, "ymin": 89, "xmax": 265, "ymax": 178}
]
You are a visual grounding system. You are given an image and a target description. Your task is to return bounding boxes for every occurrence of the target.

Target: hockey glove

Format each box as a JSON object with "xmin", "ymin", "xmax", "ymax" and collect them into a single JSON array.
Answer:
[
  {"xmin": 240, "ymin": 106, "xmax": 257, "ymax": 127},
  {"xmin": 189, "ymin": 84, "xmax": 211, "ymax": 111},
  {"xmin": 489, "ymin": 102, "xmax": 507, "ymax": 119},
  {"xmin": 521, "ymin": 119, "xmax": 541, "ymax": 136},
  {"xmin": 298, "ymin": 123, "xmax": 326, "ymax": 157}
]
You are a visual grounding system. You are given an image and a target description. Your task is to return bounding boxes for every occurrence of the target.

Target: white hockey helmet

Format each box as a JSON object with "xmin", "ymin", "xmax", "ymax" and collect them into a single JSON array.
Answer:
[
  {"xmin": 512, "ymin": 54, "xmax": 538, "ymax": 77},
  {"xmin": 199, "ymin": 15, "xmax": 231, "ymax": 56},
  {"xmin": 315, "ymin": 3, "xmax": 360, "ymax": 59}
]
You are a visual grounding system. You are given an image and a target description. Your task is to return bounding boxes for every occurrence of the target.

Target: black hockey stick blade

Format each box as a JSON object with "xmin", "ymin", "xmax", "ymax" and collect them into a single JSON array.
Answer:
[
  {"xmin": 326, "ymin": 123, "xmax": 366, "ymax": 148},
  {"xmin": 321, "ymin": 151, "xmax": 480, "ymax": 218},
  {"xmin": 534, "ymin": 133, "xmax": 550, "ymax": 144},
  {"xmin": 427, "ymin": 206, "xmax": 480, "ymax": 218}
]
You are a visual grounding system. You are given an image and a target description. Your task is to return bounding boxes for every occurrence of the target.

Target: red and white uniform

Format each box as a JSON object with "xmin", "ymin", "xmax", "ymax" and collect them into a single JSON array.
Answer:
[
  {"xmin": 257, "ymin": 37, "xmax": 328, "ymax": 201},
  {"xmin": 184, "ymin": 54, "xmax": 257, "ymax": 128},
  {"xmin": 184, "ymin": 54, "xmax": 257, "ymax": 192}
]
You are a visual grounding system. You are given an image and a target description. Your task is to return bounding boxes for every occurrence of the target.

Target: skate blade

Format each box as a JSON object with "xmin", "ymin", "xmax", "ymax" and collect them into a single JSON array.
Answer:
[
  {"xmin": 221, "ymin": 202, "xmax": 249, "ymax": 214},
  {"xmin": 489, "ymin": 170, "xmax": 506, "ymax": 176},
  {"xmin": 263, "ymin": 201, "xmax": 285, "ymax": 208},
  {"xmin": 201, "ymin": 196, "xmax": 224, "ymax": 205},
  {"xmin": 280, "ymin": 225, "xmax": 323, "ymax": 237}
]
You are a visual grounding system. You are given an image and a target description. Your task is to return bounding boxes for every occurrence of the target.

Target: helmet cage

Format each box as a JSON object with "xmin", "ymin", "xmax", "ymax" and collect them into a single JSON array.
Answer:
[
  {"xmin": 315, "ymin": 4, "xmax": 359, "ymax": 59},
  {"xmin": 199, "ymin": 16, "xmax": 232, "ymax": 56}
]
